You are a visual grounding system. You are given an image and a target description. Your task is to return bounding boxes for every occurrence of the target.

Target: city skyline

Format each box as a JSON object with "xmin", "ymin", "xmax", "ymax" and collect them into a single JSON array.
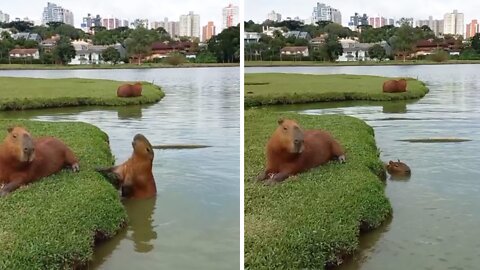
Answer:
[
  {"xmin": 245, "ymin": 0, "xmax": 480, "ymax": 27},
  {"xmin": 1, "ymin": 0, "xmax": 239, "ymax": 33}
]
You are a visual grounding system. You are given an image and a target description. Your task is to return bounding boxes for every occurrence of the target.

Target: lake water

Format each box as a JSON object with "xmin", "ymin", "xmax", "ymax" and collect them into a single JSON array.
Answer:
[
  {"xmin": 0, "ymin": 67, "xmax": 240, "ymax": 270},
  {"xmin": 247, "ymin": 65, "xmax": 480, "ymax": 270}
]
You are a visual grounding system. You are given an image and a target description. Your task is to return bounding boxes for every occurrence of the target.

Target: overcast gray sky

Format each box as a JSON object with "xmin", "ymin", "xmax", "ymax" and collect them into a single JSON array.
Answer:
[
  {"xmin": 245, "ymin": 0, "xmax": 480, "ymax": 26},
  {"xmin": 1, "ymin": 0, "xmax": 239, "ymax": 30}
]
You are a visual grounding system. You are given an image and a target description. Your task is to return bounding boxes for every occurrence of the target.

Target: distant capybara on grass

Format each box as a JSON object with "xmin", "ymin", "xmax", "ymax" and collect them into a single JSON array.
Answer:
[
  {"xmin": 96, "ymin": 134, "xmax": 156, "ymax": 199},
  {"xmin": 117, "ymin": 82, "xmax": 143, "ymax": 97},
  {"xmin": 0, "ymin": 126, "xmax": 79, "ymax": 196},
  {"xmin": 386, "ymin": 159, "xmax": 411, "ymax": 177},
  {"xmin": 257, "ymin": 118, "xmax": 346, "ymax": 184},
  {"xmin": 383, "ymin": 79, "xmax": 407, "ymax": 93}
]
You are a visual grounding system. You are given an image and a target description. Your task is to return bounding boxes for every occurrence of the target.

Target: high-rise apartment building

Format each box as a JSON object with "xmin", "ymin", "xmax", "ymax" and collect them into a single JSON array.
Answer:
[
  {"xmin": 0, "ymin": 10, "xmax": 10, "ymax": 23},
  {"xmin": 222, "ymin": 4, "xmax": 239, "ymax": 29},
  {"xmin": 81, "ymin": 14, "xmax": 102, "ymax": 33},
  {"xmin": 267, "ymin": 10, "xmax": 282, "ymax": 22},
  {"xmin": 102, "ymin": 18, "xmax": 122, "ymax": 30},
  {"xmin": 466, "ymin": 19, "xmax": 479, "ymax": 38},
  {"xmin": 150, "ymin": 17, "xmax": 179, "ymax": 37},
  {"xmin": 202, "ymin": 21, "xmax": 216, "ymax": 42},
  {"xmin": 444, "ymin": 10, "xmax": 464, "ymax": 36},
  {"xmin": 179, "ymin": 11, "xmax": 200, "ymax": 38},
  {"xmin": 312, "ymin": 2, "xmax": 341, "ymax": 24},
  {"xmin": 369, "ymin": 17, "xmax": 388, "ymax": 28},
  {"xmin": 42, "ymin": 2, "xmax": 74, "ymax": 26},
  {"xmin": 348, "ymin": 12, "xmax": 368, "ymax": 31},
  {"xmin": 416, "ymin": 16, "xmax": 444, "ymax": 36}
]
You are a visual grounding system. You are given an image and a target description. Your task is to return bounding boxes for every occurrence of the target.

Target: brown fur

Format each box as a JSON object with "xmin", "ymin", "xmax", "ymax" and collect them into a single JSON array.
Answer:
[
  {"xmin": 383, "ymin": 79, "xmax": 407, "ymax": 93},
  {"xmin": 97, "ymin": 134, "xmax": 156, "ymax": 199},
  {"xmin": 0, "ymin": 126, "xmax": 79, "ymax": 196},
  {"xmin": 386, "ymin": 159, "xmax": 411, "ymax": 176},
  {"xmin": 257, "ymin": 118, "xmax": 346, "ymax": 184},
  {"xmin": 117, "ymin": 82, "xmax": 143, "ymax": 97}
]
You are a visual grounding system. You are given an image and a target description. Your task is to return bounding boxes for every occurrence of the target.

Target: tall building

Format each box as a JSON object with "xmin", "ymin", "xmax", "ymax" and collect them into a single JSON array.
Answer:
[
  {"xmin": 368, "ymin": 17, "xmax": 388, "ymax": 28},
  {"xmin": 179, "ymin": 11, "xmax": 200, "ymax": 38},
  {"xmin": 42, "ymin": 2, "xmax": 74, "ymax": 26},
  {"xmin": 122, "ymin": 20, "xmax": 129, "ymax": 28},
  {"xmin": 202, "ymin": 21, "xmax": 216, "ymax": 42},
  {"xmin": 388, "ymin": 18, "xmax": 395, "ymax": 25},
  {"xmin": 131, "ymin": 19, "xmax": 149, "ymax": 28},
  {"xmin": 312, "ymin": 2, "xmax": 341, "ymax": 24},
  {"xmin": 444, "ymin": 10, "xmax": 464, "ymax": 36},
  {"xmin": 416, "ymin": 16, "xmax": 444, "ymax": 36},
  {"xmin": 267, "ymin": 10, "xmax": 282, "ymax": 22},
  {"xmin": 466, "ymin": 19, "xmax": 479, "ymax": 38},
  {"xmin": 81, "ymin": 14, "xmax": 102, "ymax": 33},
  {"xmin": 0, "ymin": 10, "xmax": 10, "ymax": 23},
  {"xmin": 102, "ymin": 18, "xmax": 122, "ymax": 30},
  {"xmin": 222, "ymin": 4, "xmax": 239, "ymax": 29},
  {"xmin": 348, "ymin": 12, "xmax": 368, "ymax": 31}
]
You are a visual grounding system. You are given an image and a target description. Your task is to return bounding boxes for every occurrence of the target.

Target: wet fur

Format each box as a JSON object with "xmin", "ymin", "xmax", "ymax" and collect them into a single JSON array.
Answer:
[{"xmin": 97, "ymin": 134, "xmax": 156, "ymax": 199}]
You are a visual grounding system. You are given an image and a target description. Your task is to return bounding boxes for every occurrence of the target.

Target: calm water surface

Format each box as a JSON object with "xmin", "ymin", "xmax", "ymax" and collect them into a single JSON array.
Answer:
[
  {"xmin": 248, "ymin": 65, "xmax": 480, "ymax": 270},
  {"xmin": 0, "ymin": 67, "xmax": 240, "ymax": 270}
]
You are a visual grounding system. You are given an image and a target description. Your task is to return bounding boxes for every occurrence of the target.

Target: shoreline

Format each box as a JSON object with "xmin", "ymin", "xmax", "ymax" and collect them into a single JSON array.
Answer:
[
  {"xmin": 245, "ymin": 60, "xmax": 480, "ymax": 67},
  {"xmin": 0, "ymin": 63, "xmax": 239, "ymax": 71}
]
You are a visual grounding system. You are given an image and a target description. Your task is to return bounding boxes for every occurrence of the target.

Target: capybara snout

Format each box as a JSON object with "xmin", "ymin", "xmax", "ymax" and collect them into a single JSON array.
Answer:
[
  {"xmin": 278, "ymin": 118, "xmax": 305, "ymax": 154},
  {"xmin": 7, "ymin": 127, "xmax": 35, "ymax": 163}
]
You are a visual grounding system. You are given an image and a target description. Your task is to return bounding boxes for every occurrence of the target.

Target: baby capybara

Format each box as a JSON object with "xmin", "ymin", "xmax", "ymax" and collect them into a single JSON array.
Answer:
[{"xmin": 257, "ymin": 118, "xmax": 346, "ymax": 184}]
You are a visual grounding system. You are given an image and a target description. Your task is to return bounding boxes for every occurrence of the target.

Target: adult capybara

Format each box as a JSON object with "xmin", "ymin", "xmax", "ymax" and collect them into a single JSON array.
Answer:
[
  {"xmin": 386, "ymin": 159, "xmax": 411, "ymax": 177},
  {"xmin": 0, "ymin": 126, "xmax": 79, "ymax": 196},
  {"xmin": 117, "ymin": 82, "xmax": 142, "ymax": 97},
  {"xmin": 97, "ymin": 134, "xmax": 156, "ymax": 199},
  {"xmin": 257, "ymin": 118, "xmax": 346, "ymax": 184},
  {"xmin": 383, "ymin": 79, "xmax": 407, "ymax": 93}
]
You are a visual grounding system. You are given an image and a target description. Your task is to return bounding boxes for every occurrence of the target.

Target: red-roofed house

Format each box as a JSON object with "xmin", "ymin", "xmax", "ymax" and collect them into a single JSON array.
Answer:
[{"xmin": 9, "ymin": 48, "xmax": 40, "ymax": 59}]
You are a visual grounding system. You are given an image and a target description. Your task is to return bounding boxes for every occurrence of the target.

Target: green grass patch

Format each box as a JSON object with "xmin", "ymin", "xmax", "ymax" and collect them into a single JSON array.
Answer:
[
  {"xmin": 245, "ymin": 73, "xmax": 429, "ymax": 107},
  {"xmin": 244, "ymin": 110, "xmax": 392, "ymax": 269},
  {"xmin": 0, "ymin": 120, "xmax": 126, "ymax": 269},
  {"xmin": 0, "ymin": 77, "xmax": 165, "ymax": 110}
]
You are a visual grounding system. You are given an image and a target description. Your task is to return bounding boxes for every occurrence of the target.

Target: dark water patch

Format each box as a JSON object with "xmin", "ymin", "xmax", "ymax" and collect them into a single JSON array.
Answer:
[{"xmin": 398, "ymin": 138, "xmax": 472, "ymax": 143}]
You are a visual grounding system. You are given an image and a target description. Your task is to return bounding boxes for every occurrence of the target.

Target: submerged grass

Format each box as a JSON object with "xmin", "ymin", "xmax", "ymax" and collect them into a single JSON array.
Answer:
[
  {"xmin": 0, "ymin": 120, "xmax": 126, "ymax": 269},
  {"xmin": 244, "ymin": 73, "xmax": 429, "ymax": 107},
  {"xmin": 0, "ymin": 77, "xmax": 165, "ymax": 110},
  {"xmin": 244, "ymin": 110, "xmax": 392, "ymax": 269}
]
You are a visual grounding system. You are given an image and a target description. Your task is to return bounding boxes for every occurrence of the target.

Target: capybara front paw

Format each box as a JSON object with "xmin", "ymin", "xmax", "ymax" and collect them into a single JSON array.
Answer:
[
  {"xmin": 256, "ymin": 171, "xmax": 267, "ymax": 181},
  {"xmin": 0, "ymin": 189, "xmax": 8, "ymax": 197},
  {"xmin": 71, "ymin": 163, "xmax": 80, "ymax": 172},
  {"xmin": 338, "ymin": 155, "xmax": 346, "ymax": 163}
]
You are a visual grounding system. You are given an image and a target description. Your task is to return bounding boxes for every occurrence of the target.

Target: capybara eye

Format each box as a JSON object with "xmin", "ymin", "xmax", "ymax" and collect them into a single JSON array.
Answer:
[
  {"xmin": 283, "ymin": 127, "xmax": 287, "ymax": 131},
  {"xmin": 146, "ymin": 148, "xmax": 150, "ymax": 152},
  {"xmin": 12, "ymin": 134, "xmax": 17, "ymax": 139}
]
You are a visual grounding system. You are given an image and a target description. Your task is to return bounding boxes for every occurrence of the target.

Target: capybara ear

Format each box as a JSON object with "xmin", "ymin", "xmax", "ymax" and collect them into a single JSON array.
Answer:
[
  {"xmin": 277, "ymin": 118, "xmax": 284, "ymax": 125},
  {"xmin": 397, "ymin": 159, "xmax": 400, "ymax": 162},
  {"xmin": 7, "ymin": 127, "xmax": 13, "ymax": 133},
  {"xmin": 389, "ymin": 161, "xmax": 394, "ymax": 165}
]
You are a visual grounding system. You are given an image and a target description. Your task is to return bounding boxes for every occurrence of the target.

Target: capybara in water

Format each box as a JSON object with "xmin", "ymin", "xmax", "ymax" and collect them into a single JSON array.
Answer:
[
  {"xmin": 117, "ymin": 82, "xmax": 143, "ymax": 97},
  {"xmin": 257, "ymin": 118, "xmax": 346, "ymax": 184},
  {"xmin": 97, "ymin": 134, "xmax": 156, "ymax": 199},
  {"xmin": 383, "ymin": 79, "xmax": 407, "ymax": 93},
  {"xmin": 386, "ymin": 159, "xmax": 411, "ymax": 177},
  {"xmin": 0, "ymin": 126, "xmax": 79, "ymax": 196}
]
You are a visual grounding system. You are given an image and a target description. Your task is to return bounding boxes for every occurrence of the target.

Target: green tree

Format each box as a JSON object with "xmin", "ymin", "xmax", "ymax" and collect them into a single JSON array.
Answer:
[
  {"xmin": 207, "ymin": 26, "xmax": 240, "ymax": 63},
  {"xmin": 368, "ymin": 44, "xmax": 387, "ymax": 61},
  {"xmin": 471, "ymin": 33, "xmax": 480, "ymax": 54},
  {"xmin": 125, "ymin": 27, "xmax": 160, "ymax": 64},
  {"xmin": 195, "ymin": 51, "xmax": 217, "ymax": 63},
  {"xmin": 52, "ymin": 37, "xmax": 76, "ymax": 65},
  {"xmin": 320, "ymin": 35, "xmax": 343, "ymax": 62},
  {"xmin": 244, "ymin": 20, "xmax": 262, "ymax": 32},
  {"xmin": 389, "ymin": 25, "xmax": 416, "ymax": 61},
  {"xmin": 4, "ymin": 21, "xmax": 33, "ymax": 32},
  {"xmin": 101, "ymin": 46, "xmax": 121, "ymax": 64},
  {"xmin": 428, "ymin": 49, "xmax": 449, "ymax": 62},
  {"xmin": 23, "ymin": 40, "xmax": 39, "ymax": 49},
  {"xmin": 0, "ymin": 39, "xmax": 14, "ymax": 60}
]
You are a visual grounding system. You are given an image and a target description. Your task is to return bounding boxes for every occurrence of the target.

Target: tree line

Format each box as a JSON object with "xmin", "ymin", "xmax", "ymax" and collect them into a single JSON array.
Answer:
[
  {"xmin": 0, "ymin": 21, "xmax": 240, "ymax": 65},
  {"xmin": 245, "ymin": 19, "xmax": 480, "ymax": 62}
]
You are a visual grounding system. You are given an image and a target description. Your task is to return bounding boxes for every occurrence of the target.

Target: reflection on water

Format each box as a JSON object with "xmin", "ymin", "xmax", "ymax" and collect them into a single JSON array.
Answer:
[
  {"xmin": 0, "ymin": 67, "xmax": 240, "ymax": 270},
  {"xmin": 247, "ymin": 64, "xmax": 480, "ymax": 269}
]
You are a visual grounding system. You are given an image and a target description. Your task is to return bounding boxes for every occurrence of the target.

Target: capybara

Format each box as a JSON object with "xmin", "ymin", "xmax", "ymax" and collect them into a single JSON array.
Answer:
[
  {"xmin": 96, "ymin": 134, "xmax": 156, "ymax": 199},
  {"xmin": 117, "ymin": 82, "xmax": 143, "ymax": 97},
  {"xmin": 386, "ymin": 159, "xmax": 411, "ymax": 177},
  {"xmin": 0, "ymin": 126, "xmax": 79, "ymax": 196},
  {"xmin": 383, "ymin": 79, "xmax": 407, "ymax": 93},
  {"xmin": 257, "ymin": 118, "xmax": 346, "ymax": 184}
]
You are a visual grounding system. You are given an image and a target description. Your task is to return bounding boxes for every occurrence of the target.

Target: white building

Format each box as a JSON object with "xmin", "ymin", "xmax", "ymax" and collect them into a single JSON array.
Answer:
[
  {"xmin": 222, "ymin": 4, "xmax": 239, "ymax": 29},
  {"xmin": 444, "ymin": 10, "xmax": 464, "ymax": 36},
  {"xmin": 312, "ymin": 2, "xmax": 341, "ymax": 24},
  {"xmin": 416, "ymin": 16, "xmax": 444, "ymax": 36},
  {"xmin": 179, "ymin": 11, "xmax": 200, "ymax": 38},
  {"xmin": 70, "ymin": 40, "xmax": 126, "ymax": 65},
  {"xmin": 267, "ymin": 10, "xmax": 282, "ymax": 22},
  {"xmin": 0, "ymin": 10, "xmax": 10, "ymax": 23},
  {"xmin": 42, "ymin": 2, "xmax": 74, "ymax": 26}
]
